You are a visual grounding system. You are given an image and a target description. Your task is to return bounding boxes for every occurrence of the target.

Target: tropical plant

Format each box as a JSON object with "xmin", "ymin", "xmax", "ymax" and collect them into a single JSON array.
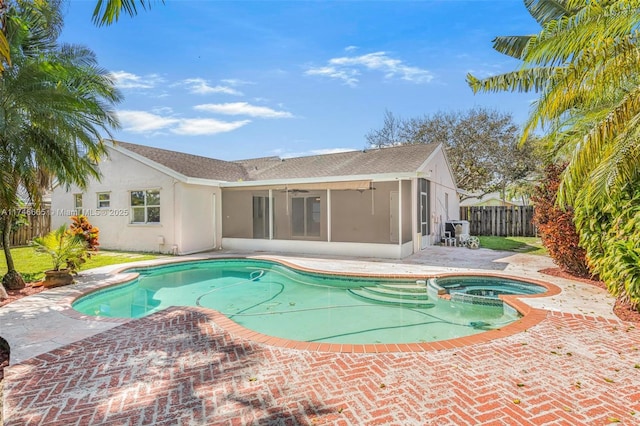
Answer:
[
  {"xmin": 531, "ymin": 163, "xmax": 592, "ymax": 278},
  {"xmin": 0, "ymin": 0, "xmax": 121, "ymax": 290},
  {"xmin": 68, "ymin": 215, "xmax": 100, "ymax": 252},
  {"xmin": 467, "ymin": 0, "xmax": 640, "ymax": 208},
  {"xmin": 468, "ymin": 0, "xmax": 640, "ymax": 306},
  {"xmin": 92, "ymin": 0, "xmax": 161, "ymax": 26},
  {"xmin": 31, "ymin": 225, "xmax": 87, "ymax": 273},
  {"xmin": 574, "ymin": 175, "xmax": 640, "ymax": 308},
  {"xmin": 1, "ymin": 0, "xmax": 160, "ymax": 72}
]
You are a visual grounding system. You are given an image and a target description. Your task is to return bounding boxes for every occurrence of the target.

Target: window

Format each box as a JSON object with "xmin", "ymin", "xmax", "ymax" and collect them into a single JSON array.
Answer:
[
  {"xmin": 130, "ymin": 190, "xmax": 160, "ymax": 224},
  {"xmin": 291, "ymin": 196, "xmax": 321, "ymax": 237},
  {"xmin": 74, "ymin": 194, "xmax": 83, "ymax": 209},
  {"xmin": 97, "ymin": 192, "xmax": 110, "ymax": 208}
]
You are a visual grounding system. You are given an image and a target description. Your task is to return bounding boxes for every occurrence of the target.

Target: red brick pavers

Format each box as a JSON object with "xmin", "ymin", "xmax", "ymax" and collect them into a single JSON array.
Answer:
[{"xmin": 4, "ymin": 307, "xmax": 640, "ymax": 425}]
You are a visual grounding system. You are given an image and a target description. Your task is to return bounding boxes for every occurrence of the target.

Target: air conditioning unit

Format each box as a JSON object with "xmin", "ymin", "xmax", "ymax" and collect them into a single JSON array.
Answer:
[{"xmin": 445, "ymin": 220, "xmax": 470, "ymax": 238}]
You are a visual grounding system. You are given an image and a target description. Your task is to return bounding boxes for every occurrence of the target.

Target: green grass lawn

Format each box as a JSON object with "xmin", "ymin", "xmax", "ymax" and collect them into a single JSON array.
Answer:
[
  {"xmin": 0, "ymin": 246, "xmax": 162, "ymax": 283},
  {"xmin": 478, "ymin": 236, "xmax": 547, "ymax": 255}
]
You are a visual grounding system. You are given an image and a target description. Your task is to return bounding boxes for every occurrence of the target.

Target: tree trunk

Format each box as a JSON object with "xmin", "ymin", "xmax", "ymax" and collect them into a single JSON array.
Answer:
[{"xmin": 1, "ymin": 214, "xmax": 25, "ymax": 290}]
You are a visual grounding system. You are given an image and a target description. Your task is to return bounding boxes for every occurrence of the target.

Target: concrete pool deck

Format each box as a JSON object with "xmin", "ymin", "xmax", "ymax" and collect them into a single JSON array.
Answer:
[{"xmin": 2, "ymin": 247, "xmax": 639, "ymax": 424}]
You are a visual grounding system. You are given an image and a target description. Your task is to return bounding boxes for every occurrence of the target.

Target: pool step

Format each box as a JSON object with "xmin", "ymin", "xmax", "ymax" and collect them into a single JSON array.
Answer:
[
  {"xmin": 348, "ymin": 287, "xmax": 434, "ymax": 308},
  {"xmin": 377, "ymin": 283, "xmax": 428, "ymax": 293},
  {"xmin": 359, "ymin": 286, "xmax": 430, "ymax": 300}
]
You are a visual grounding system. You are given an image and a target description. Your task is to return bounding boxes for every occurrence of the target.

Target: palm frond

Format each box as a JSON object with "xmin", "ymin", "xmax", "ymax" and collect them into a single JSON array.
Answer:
[
  {"xmin": 0, "ymin": 0, "xmax": 121, "ymax": 207},
  {"xmin": 0, "ymin": 32, "xmax": 10, "ymax": 71},
  {"xmin": 92, "ymin": 0, "xmax": 161, "ymax": 26},
  {"xmin": 524, "ymin": 0, "xmax": 572, "ymax": 24},
  {"xmin": 467, "ymin": 67, "xmax": 557, "ymax": 94},
  {"xmin": 492, "ymin": 35, "xmax": 534, "ymax": 59},
  {"xmin": 523, "ymin": 0, "xmax": 640, "ymax": 66},
  {"xmin": 557, "ymin": 86, "xmax": 640, "ymax": 204}
]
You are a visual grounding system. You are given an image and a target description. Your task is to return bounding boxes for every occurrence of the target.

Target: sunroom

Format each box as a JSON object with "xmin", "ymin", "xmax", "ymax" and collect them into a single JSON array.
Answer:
[{"xmin": 221, "ymin": 177, "xmax": 420, "ymax": 258}]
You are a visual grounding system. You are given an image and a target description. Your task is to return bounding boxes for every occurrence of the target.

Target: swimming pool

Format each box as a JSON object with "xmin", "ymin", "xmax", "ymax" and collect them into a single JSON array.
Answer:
[{"xmin": 72, "ymin": 259, "xmax": 547, "ymax": 344}]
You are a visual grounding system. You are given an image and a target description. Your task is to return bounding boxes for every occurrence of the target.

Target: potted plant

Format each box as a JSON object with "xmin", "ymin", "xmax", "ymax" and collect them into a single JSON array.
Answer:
[{"xmin": 31, "ymin": 225, "xmax": 88, "ymax": 288}]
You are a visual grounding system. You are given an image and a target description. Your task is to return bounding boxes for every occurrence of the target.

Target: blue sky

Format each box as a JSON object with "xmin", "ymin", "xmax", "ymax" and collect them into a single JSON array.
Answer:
[{"xmin": 60, "ymin": 1, "xmax": 540, "ymax": 161}]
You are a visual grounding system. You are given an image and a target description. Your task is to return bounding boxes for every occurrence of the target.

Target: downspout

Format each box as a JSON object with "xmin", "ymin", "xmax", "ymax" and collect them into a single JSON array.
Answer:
[
  {"xmin": 411, "ymin": 178, "xmax": 418, "ymax": 253},
  {"xmin": 398, "ymin": 180, "xmax": 402, "ymax": 249},
  {"xmin": 172, "ymin": 179, "xmax": 179, "ymax": 255}
]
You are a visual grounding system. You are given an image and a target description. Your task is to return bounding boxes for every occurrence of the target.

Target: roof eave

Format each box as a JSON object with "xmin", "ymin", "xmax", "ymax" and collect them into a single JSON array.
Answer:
[
  {"xmin": 182, "ymin": 177, "xmax": 225, "ymax": 187},
  {"xmin": 109, "ymin": 141, "xmax": 191, "ymax": 183},
  {"xmin": 220, "ymin": 172, "xmax": 430, "ymax": 188}
]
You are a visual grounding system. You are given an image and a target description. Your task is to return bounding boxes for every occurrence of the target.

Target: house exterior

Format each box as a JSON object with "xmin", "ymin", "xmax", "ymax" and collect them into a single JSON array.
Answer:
[{"xmin": 51, "ymin": 140, "xmax": 460, "ymax": 258}]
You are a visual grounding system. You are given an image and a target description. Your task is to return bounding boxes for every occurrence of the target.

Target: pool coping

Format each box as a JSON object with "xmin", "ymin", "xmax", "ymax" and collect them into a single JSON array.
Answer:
[{"xmin": 55, "ymin": 255, "xmax": 562, "ymax": 353}]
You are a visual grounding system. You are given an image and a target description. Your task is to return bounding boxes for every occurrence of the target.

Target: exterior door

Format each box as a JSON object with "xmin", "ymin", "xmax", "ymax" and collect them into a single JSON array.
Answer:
[{"xmin": 420, "ymin": 192, "xmax": 429, "ymax": 248}]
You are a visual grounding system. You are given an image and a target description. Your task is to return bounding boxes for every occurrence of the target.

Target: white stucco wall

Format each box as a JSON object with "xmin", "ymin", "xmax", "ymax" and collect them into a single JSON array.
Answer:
[
  {"xmin": 175, "ymin": 183, "xmax": 221, "ymax": 254},
  {"xmin": 418, "ymin": 146, "xmax": 460, "ymax": 244},
  {"xmin": 50, "ymin": 148, "xmax": 178, "ymax": 253}
]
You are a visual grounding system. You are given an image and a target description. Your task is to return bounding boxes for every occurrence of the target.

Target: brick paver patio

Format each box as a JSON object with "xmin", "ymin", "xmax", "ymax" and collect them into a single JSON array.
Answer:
[{"xmin": 4, "ymin": 306, "xmax": 639, "ymax": 425}]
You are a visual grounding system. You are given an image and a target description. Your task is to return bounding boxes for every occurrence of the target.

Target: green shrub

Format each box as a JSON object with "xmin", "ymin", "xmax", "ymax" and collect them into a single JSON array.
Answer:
[
  {"xmin": 574, "ymin": 180, "xmax": 640, "ymax": 308},
  {"xmin": 531, "ymin": 163, "xmax": 593, "ymax": 278}
]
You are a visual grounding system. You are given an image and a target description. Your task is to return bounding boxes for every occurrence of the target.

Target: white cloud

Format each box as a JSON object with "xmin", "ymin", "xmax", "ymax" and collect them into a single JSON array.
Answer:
[
  {"xmin": 181, "ymin": 78, "xmax": 243, "ymax": 96},
  {"xmin": 117, "ymin": 110, "xmax": 178, "ymax": 133},
  {"xmin": 117, "ymin": 110, "xmax": 250, "ymax": 136},
  {"xmin": 111, "ymin": 71, "xmax": 164, "ymax": 89},
  {"xmin": 305, "ymin": 66, "xmax": 360, "ymax": 87},
  {"xmin": 194, "ymin": 102, "xmax": 293, "ymax": 118},
  {"xmin": 344, "ymin": 45, "xmax": 359, "ymax": 52},
  {"xmin": 220, "ymin": 78, "xmax": 254, "ymax": 86},
  {"xmin": 172, "ymin": 118, "xmax": 251, "ymax": 135},
  {"xmin": 151, "ymin": 106, "xmax": 174, "ymax": 115},
  {"xmin": 306, "ymin": 51, "xmax": 433, "ymax": 86}
]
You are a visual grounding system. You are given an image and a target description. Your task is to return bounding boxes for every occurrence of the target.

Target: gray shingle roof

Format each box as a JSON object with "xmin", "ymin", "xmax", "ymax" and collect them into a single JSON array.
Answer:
[
  {"xmin": 114, "ymin": 141, "xmax": 249, "ymax": 182},
  {"xmin": 113, "ymin": 141, "xmax": 439, "ymax": 183},
  {"xmin": 236, "ymin": 143, "xmax": 439, "ymax": 180}
]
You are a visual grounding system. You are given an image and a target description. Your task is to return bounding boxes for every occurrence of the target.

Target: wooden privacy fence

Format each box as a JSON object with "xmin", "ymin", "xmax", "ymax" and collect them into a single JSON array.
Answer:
[
  {"xmin": 1, "ymin": 207, "xmax": 52, "ymax": 247},
  {"xmin": 460, "ymin": 206, "xmax": 537, "ymax": 237}
]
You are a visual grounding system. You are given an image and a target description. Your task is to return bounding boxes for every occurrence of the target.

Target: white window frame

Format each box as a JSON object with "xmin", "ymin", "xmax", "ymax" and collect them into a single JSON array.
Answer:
[
  {"xmin": 130, "ymin": 190, "xmax": 161, "ymax": 224},
  {"xmin": 97, "ymin": 192, "xmax": 110, "ymax": 209},
  {"xmin": 74, "ymin": 193, "xmax": 83, "ymax": 209}
]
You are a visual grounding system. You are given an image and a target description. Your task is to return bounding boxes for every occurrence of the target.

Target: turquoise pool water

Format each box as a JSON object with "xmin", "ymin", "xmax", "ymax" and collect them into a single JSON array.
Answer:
[{"xmin": 72, "ymin": 259, "xmax": 544, "ymax": 344}]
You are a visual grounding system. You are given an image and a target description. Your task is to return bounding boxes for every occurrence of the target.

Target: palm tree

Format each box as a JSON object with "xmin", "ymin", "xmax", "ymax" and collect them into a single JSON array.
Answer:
[
  {"xmin": 1, "ymin": 0, "xmax": 121, "ymax": 290},
  {"xmin": 0, "ymin": 0, "xmax": 11, "ymax": 73},
  {"xmin": 467, "ymin": 0, "xmax": 640, "ymax": 206},
  {"xmin": 1, "ymin": 0, "xmax": 160, "ymax": 71}
]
